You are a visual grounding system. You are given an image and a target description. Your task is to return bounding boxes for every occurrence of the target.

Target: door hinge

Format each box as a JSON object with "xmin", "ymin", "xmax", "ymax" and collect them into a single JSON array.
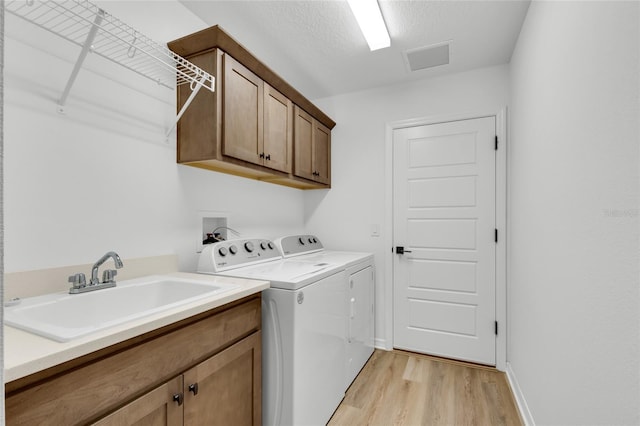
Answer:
[
  {"xmin": 494, "ymin": 228, "xmax": 498, "ymax": 243},
  {"xmin": 495, "ymin": 321, "xmax": 498, "ymax": 335},
  {"xmin": 495, "ymin": 135, "xmax": 498, "ymax": 150}
]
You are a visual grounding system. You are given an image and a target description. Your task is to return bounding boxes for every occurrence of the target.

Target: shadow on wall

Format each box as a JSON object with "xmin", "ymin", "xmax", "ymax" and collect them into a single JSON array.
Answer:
[{"xmin": 303, "ymin": 188, "xmax": 330, "ymax": 225}]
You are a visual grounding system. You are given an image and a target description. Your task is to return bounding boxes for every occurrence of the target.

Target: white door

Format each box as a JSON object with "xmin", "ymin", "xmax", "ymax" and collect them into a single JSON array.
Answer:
[{"xmin": 393, "ymin": 116, "xmax": 496, "ymax": 365}]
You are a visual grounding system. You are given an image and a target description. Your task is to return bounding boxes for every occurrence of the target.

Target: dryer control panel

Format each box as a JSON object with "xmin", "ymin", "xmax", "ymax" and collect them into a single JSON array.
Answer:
[
  {"xmin": 198, "ymin": 238, "xmax": 282, "ymax": 273},
  {"xmin": 275, "ymin": 235, "xmax": 324, "ymax": 258}
]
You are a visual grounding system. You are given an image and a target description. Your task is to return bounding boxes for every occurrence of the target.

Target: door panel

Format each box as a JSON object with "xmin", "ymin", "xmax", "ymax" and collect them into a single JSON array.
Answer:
[
  {"xmin": 264, "ymin": 84, "xmax": 292, "ymax": 173},
  {"xmin": 409, "ymin": 176, "xmax": 477, "ymax": 207},
  {"xmin": 393, "ymin": 116, "xmax": 496, "ymax": 365},
  {"xmin": 93, "ymin": 376, "xmax": 183, "ymax": 426},
  {"xmin": 408, "ymin": 259, "xmax": 477, "ymax": 293},
  {"xmin": 407, "ymin": 219, "xmax": 477, "ymax": 250},
  {"xmin": 293, "ymin": 106, "xmax": 314, "ymax": 180},
  {"xmin": 313, "ymin": 121, "xmax": 331, "ymax": 184},
  {"xmin": 223, "ymin": 54, "xmax": 263, "ymax": 164},
  {"xmin": 183, "ymin": 332, "xmax": 261, "ymax": 426}
]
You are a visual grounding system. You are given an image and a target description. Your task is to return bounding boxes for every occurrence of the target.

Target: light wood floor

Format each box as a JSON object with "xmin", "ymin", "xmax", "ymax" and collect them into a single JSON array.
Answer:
[{"xmin": 328, "ymin": 349, "xmax": 523, "ymax": 426}]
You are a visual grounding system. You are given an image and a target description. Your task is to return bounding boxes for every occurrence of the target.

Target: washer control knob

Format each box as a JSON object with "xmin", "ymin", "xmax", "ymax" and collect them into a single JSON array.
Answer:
[
  {"xmin": 298, "ymin": 237, "xmax": 305, "ymax": 245},
  {"xmin": 260, "ymin": 241, "xmax": 268, "ymax": 250},
  {"xmin": 229, "ymin": 245, "xmax": 238, "ymax": 255},
  {"xmin": 308, "ymin": 237, "xmax": 314, "ymax": 244},
  {"xmin": 313, "ymin": 237, "xmax": 318, "ymax": 243},
  {"xmin": 244, "ymin": 241, "xmax": 255, "ymax": 253},
  {"xmin": 218, "ymin": 247, "xmax": 228, "ymax": 257},
  {"xmin": 268, "ymin": 242, "xmax": 274, "ymax": 250}
]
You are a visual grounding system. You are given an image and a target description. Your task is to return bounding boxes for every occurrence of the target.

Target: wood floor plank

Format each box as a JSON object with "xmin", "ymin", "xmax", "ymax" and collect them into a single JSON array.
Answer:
[{"xmin": 329, "ymin": 349, "xmax": 523, "ymax": 426}]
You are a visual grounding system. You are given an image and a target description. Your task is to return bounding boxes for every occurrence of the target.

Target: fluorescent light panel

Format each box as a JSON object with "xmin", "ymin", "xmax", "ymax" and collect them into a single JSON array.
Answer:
[{"xmin": 347, "ymin": 0, "xmax": 390, "ymax": 51}]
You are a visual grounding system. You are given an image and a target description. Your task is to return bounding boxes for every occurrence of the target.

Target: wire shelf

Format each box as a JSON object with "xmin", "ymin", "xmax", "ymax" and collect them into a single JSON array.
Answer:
[{"xmin": 6, "ymin": 0, "xmax": 215, "ymax": 107}]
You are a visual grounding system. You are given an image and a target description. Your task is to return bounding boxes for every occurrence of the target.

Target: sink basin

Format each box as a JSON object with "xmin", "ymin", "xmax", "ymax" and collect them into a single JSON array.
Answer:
[{"xmin": 5, "ymin": 275, "xmax": 239, "ymax": 342}]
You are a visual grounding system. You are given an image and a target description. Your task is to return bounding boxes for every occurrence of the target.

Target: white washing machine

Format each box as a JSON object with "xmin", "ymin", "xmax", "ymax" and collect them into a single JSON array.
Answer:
[
  {"xmin": 197, "ymin": 238, "xmax": 347, "ymax": 426},
  {"xmin": 274, "ymin": 235, "xmax": 375, "ymax": 390}
]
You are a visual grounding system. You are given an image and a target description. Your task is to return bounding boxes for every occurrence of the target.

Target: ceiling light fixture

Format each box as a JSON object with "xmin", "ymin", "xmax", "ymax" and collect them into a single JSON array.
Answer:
[{"xmin": 347, "ymin": 0, "xmax": 390, "ymax": 51}]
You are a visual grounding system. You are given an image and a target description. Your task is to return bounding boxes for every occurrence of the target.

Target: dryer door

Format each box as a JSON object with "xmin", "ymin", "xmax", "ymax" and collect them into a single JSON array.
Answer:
[{"xmin": 347, "ymin": 265, "xmax": 375, "ymax": 387}]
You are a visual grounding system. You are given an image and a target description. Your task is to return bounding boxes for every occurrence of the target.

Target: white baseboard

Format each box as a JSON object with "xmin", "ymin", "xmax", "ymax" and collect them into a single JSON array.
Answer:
[
  {"xmin": 374, "ymin": 337, "xmax": 391, "ymax": 351},
  {"xmin": 506, "ymin": 362, "xmax": 535, "ymax": 426}
]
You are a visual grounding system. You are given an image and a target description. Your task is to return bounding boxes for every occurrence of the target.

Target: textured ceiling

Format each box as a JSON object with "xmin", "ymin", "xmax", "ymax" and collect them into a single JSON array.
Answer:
[{"xmin": 179, "ymin": 0, "xmax": 531, "ymax": 100}]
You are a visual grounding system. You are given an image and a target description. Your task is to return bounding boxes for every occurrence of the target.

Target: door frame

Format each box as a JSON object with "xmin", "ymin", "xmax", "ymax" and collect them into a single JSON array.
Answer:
[{"xmin": 383, "ymin": 108, "xmax": 507, "ymax": 371}]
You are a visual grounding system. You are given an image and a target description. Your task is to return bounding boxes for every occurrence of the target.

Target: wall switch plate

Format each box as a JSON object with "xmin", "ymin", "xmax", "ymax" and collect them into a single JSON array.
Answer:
[{"xmin": 371, "ymin": 224, "xmax": 380, "ymax": 237}]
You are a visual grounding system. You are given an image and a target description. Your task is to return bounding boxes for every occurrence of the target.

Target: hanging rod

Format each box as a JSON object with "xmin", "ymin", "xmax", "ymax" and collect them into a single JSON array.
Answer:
[{"xmin": 5, "ymin": 0, "xmax": 215, "ymax": 121}]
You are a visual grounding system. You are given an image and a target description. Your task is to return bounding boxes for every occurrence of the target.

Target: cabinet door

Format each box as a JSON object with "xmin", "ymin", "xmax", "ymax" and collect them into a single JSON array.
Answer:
[
  {"xmin": 313, "ymin": 120, "xmax": 331, "ymax": 185},
  {"xmin": 263, "ymin": 83, "xmax": 293, "ymax": 173},
  {"xmin": 293, "ymin": 106, "xmax": 315, "ymax": 181},
  {"xmin": 93, "ymin": 376, "xmax": 184, "ymax": 426},
  {"xmin": 223, "ymin": 54, "xmax": 264, "ymax": 165},
  {"xmin": 183, "ymin": 332, "xmax": 261, "ymax": 426}
]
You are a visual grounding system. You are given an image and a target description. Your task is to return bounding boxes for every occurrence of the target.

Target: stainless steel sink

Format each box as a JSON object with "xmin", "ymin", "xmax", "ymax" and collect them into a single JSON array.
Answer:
[{"xmin": 4, "ymin": 275, "xmax": 238, "ymax": 342}]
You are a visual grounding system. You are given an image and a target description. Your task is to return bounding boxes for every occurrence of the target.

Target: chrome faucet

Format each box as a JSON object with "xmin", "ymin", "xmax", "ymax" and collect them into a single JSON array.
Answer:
[
  {"xmin": 90, "ymin": 251, "xmax": 123, "ymax": 285},
  {"xmin": 68, "ymin": 251, "xmax": 124, "ymax": 294}
]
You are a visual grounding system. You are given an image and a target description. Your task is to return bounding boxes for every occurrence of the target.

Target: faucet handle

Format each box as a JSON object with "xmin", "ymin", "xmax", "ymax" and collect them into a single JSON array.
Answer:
[
  {"xmin": 68, "ymin": 273, "xmax": 86, "ymax": 288},
  {"xmin": 102, "ymin": 269, "xmax": 118, "ymax": 284}
]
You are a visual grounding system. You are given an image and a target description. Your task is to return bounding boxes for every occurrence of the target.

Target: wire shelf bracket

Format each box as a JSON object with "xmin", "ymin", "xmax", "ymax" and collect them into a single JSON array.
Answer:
[{"xmin": 6, "ymin": 0, "xmax": 215, "ymax": 129}]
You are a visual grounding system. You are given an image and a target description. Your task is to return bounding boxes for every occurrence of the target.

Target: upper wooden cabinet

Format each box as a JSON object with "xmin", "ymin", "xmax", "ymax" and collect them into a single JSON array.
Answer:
[
  {"xmin": 223, "ymin": 55, "xmax": 292, "ymax": 174},
  {"xmin": 168, "ymin": 25, "xmax": 334, "ymax": 189},
  {"xmin": 294, "ymin": 106, "xmax": 331, "ymax": 185}
]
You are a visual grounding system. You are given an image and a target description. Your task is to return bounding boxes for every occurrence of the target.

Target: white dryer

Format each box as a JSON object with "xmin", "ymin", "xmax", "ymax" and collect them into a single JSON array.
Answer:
[
  {"xmin": 197, "ymin": 238, "xmax": 347, "ymax": 426},
  {"xmin": 274, "ymin": 235, "xmax": 375, "ymax": 389}
]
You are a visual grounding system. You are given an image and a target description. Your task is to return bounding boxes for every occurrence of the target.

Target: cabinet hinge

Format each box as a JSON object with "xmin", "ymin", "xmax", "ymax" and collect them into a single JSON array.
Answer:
[
  {"xmin": 495, "ymin": 135, "xmax": 498, "ymax": 150},
  {"xmin": 495, "ymin": 321, "xmax": 498, "ymax": 335},
  {"xmin": 494, "ymin": 229, "xmax": 498, "ymax": 243}
]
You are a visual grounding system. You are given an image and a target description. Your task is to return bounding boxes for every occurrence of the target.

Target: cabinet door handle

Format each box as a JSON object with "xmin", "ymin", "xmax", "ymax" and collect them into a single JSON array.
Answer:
[
  {"xmin": 259, "ymin": 152, "xmax": 265, "ymax": 159},
  {"xmin": 265, "ymin": 154, "xmax": 271, "ymax": 160},
  {"xmin": 189, "ymin": 383, "xmax": 199, "ymax": 396},
  {"xmin": 173, "ymin": 393, "xmax": 184, "ymax": 406}
]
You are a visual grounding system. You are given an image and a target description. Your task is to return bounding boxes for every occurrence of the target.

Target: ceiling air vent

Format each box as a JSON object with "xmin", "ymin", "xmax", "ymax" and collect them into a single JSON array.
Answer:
[{"xmin": 404, "ymin": 42, "xmax": 450, "ymax": 72}]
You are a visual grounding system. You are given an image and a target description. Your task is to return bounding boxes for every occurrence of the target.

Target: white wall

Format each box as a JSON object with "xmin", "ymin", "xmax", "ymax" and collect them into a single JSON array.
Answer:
[
  {"xmin": 309, "ymin": 65, "xmax": 510, "ymax": 348},
  {"xmin": 1, "ymin": 3, "xmax": 5, "ymax": 422},
  {"xmin": 508, "ymin": 1, "xmax": 640, "ymax": 424},
  {"xmin": 3, "ymin": 2, "xmax": 304, "ymax": 276}
]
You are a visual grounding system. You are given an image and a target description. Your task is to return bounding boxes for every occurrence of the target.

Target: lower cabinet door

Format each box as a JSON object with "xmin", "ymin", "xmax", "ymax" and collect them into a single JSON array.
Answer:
[
  {"xmin": 183, "ymin": 331, "xmax": 262, "ymax": 426},
  {"xmin": 93, "ymin": 376, "xmax": 184, "ymax": 426}
]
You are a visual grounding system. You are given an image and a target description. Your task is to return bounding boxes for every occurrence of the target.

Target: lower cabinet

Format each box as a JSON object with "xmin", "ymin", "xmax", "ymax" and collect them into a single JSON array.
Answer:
[
  {"xmin": 95, "ymin": 332, "xmax": 261, "ymax": 426},
  {"xmin": 5, "ymin": 295, "xmax": 262, "ymax": 426},
  {"xmin": 183, "ymin": 331, "xmax": 261, "ymax": 426},
  {"xmin": 94, "ymin": 376, "xmax": 184, "ymax": 426}
]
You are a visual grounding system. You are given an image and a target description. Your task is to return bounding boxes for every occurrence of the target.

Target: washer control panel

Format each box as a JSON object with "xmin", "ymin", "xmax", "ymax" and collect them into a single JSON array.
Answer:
[
  {"xmin": 198, "ymin": 238, "xmax": 281, "ymax": 273},
  {"xmin": 276, "ymin": 235, "xmax": 324, "ymax": 257}
]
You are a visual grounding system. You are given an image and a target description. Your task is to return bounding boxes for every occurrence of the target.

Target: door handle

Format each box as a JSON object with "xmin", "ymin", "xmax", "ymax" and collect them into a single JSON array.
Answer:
[
  {"xmin": 188, "ymin": 383, "xmax": 199, "ymax": 395},
  {"xmin": 395, "ymin": 246, "xmax": 412, "ymax": 254},
  {"xmin": 173, "ymin": 393, "xmax": 184, "ymax": 406}
]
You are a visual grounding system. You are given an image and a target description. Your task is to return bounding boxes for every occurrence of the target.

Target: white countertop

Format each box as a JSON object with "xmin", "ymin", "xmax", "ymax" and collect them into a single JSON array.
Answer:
[{"xmin": 4, "ymin": 272, "xmax": 269, "ymax": 383}]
